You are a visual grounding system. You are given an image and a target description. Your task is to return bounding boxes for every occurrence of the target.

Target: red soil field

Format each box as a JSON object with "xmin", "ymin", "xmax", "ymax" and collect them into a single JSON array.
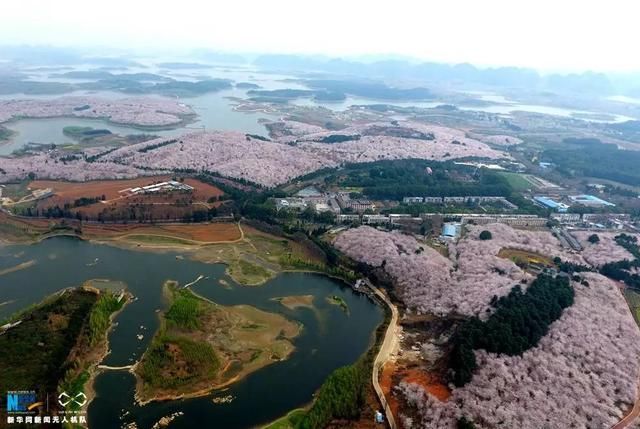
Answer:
[
  {"xmin": 81, "ymin": 222, "xmax": 242, "ymax": 242},
  {"xmin": 29, "ymin": 177, "xmax": 225, "ymax": 221},
  {"xmin": 401, "ymin": 368, "xmax": 450, "ymax": 401},
  {"xmin": 31, "ymin": 177, "xmax": 223, "ymax": 207},
  {"xmin": 31, "ymin": 176, "xmax": 175, "ymax": 201},
  {"xmin": 0, "ymin": 211, "xmax": 241, "ymax": 243},
  {"xmin": 380, "ymin": 362, "xmax": 451, "ymax": 428}
]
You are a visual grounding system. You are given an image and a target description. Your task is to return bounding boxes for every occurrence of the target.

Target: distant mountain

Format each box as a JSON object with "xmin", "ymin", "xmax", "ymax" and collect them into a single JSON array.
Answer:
[
  {"xmin": 189, "ymin": 50, "xmax": 247, "ymax": 64},
  {"xmin": 252, "ymin": 54, "xmax": 634, "ymax": 96}
]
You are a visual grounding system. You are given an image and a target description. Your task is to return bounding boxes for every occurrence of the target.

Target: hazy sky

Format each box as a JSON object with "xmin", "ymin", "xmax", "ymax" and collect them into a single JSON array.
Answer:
[{"xmin": 1, "ymin": 0, "xmax": 637, "ymax": 72}]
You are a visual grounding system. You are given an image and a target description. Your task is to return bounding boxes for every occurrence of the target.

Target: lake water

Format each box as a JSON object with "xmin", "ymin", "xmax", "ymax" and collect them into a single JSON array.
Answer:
[
  {"xmin": 0, "ymin": 117, "xmax": 170, "ymax": 155},
  {"xmin": 0, "ymin": 237, "xmax": 383, "ymax": 429},
  {"xmin": 0, "ymin": 87, "xmax": 271, "ymax": 155},
  {"xmin": 0, "ymin": 66, "xmax": 294, "ymax": 153},
  {"xmin": 4, "ymin": 64, "xmax": 636, "ymax": 155},
  {"xmin": 292, "ymin": 95, "xmax": 444, "ymax": 111},
  {"xmin": 458, "ymin": 102, "xmax": 635, "ymax": 123}
]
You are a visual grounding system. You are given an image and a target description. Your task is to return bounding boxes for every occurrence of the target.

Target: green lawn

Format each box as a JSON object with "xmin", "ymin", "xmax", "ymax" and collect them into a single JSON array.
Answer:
[
  {"xmin": 624, "ymin": 289, "xmax": 640, "ymax": 326},
  {"xmin": 262, "ymin": 408, "xmax": 306, "ymax": 429},
  {"xmin": 497, "ymin": 172, "xmax": 533, "ymax": 191},
  {"xmin": 227, "ymin": 258, "xmax": 275, "ymax": 286}
]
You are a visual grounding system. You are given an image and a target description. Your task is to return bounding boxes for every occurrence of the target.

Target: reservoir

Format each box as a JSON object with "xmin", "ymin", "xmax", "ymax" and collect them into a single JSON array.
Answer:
[
  {"xmin": 0, "ymin": 237, "xmax": 383, "ymax": 429},
  {"xmin": 0, "ymin": 88, "xmax": 270, "ymax": 156}
]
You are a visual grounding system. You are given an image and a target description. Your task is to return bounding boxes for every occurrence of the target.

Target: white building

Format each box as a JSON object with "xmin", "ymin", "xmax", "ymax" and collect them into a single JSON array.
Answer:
[
  {"xmin": 403, "ymin": 197, "xmax": 424, "ymax": 204},
  {"xmin": 362, "ymin": 214, "xmax": 389, "ymax": 225},
  {"xmin": 314, "ymin": 202, "xmax": 332, "ymax": 213},
  {"xmin": 337, "ymin": 214, "xmax": 361, "ymax": 223}
]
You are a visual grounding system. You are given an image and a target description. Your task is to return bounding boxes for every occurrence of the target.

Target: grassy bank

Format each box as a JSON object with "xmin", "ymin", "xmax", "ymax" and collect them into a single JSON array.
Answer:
[
  {"xmin": 136, "ymin": 281, "xmax": 301, "ymax": 403},
  {"xmin": 0, "ymin": 287, "xmax": 128, "ymax": 425},
  {"xmin": 263, "ymin": 292, "xmax": 391, "ymax": 429}
]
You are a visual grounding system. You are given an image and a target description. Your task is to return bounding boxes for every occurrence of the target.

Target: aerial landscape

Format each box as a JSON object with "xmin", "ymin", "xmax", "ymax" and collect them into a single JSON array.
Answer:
[{"xmin": 1, "ymin": 1, "xmax": 640, "ymax": 428}]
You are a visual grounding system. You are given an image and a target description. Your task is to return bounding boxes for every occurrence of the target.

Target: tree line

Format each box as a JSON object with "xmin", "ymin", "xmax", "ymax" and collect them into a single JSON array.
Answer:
[
  {"xmin": 599, "ymin": 234, "xmax": 640, "ymax": 289},
  {"xmin": 450, "ymin": 274, "xmax": 574, "ymax": 386}
]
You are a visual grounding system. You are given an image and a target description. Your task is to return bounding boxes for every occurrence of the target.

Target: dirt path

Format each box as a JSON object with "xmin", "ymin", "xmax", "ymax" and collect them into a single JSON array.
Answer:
[
  {"xmin": 368, "ymin": 281, "xmax": 399, "ymax": 429},
  {"xmin": 611, "ymin": 281, "xmax": 640, "ymax": 429},
  {"xmin": 112, "ymin": 222, "xmax": 245, "ymax": 246},
  {"xmin": 612, "ymin": 386, "xmax": 640, "ymax": 428}
]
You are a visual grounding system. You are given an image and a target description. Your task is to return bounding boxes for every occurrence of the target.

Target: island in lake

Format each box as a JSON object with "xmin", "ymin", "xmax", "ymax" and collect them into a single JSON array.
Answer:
[
  {"xmin": 0, "ymin": 285, "xmax": 129, "ymax": 420},
  {"xmin": 134, "ymin": 281, "xmax": 301, "ymax": 403}
]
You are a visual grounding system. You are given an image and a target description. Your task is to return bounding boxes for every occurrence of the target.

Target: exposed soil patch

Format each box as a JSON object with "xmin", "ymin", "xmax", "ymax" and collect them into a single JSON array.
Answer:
[
  {"xmin": 28, "ymin": 177, "xmax": 225, "ymax": 221},
  {"xmin": 272, "ymin": 295, "xmax": 315, "ymax": 310}
]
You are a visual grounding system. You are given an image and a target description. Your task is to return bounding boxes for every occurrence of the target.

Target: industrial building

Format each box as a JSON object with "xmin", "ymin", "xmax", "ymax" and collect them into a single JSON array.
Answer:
[
  {"xmin": 533, "ymin": 196, "xmax": 570, "ymax": 212},
  {"xmin": 569, "ymin": 194, "xmax": 615, "ymax": 207}
]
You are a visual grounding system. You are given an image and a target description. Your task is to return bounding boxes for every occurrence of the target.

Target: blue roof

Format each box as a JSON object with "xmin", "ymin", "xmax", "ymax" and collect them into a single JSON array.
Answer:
[
  {"xmin": 534, "ymin": 196, "xmax": 561, "ymax": 208},
  {"xmin": 570, "ymin": 194, "xmax": 615, "ymax": 206},
  {"xmin": 443, "ymin": 224, "xmax": 458, "ymax": 237}
]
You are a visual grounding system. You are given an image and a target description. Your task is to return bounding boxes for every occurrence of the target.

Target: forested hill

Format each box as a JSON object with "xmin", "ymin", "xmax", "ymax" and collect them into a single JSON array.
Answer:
[
  {"xmin": 325, "ymin": 159, "xmax": 512, "ymax": 200},
  {"xmin": 450, "ymin": 274, "xmax": 574, "ymax": 386}
]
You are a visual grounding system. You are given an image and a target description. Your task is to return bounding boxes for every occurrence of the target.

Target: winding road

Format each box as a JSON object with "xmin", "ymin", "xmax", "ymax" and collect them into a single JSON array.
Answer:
[
  {"xmin": 612, "ymin": 384, "xmax": 640, "ymax": 428},
  {"xmin": 367, "ymin": 281, "xmax": 399, "ymax": 429}
]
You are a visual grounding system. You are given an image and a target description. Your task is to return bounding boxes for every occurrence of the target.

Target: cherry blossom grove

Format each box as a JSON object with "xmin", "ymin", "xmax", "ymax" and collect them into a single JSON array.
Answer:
[
  {"xmin": 334, "ymin": 224, "xmax": 584, "ymax": 316},
  {"xmin": 397, "ymin": 272, "xmax": 640, "ymax": 429},
  {"xmin": 0, "ymin": 96, "xmax": 194, "ymax": 127},
  {"xmin": 293, "ymin": 121, "xmax": 509, "ymax": 163},
  {"xmin": 0, "ymin": 120, "xmax": 510, "ymax": 186},
  {"xmin": 0, "ymin": 152, "xmax": 146, "ymax": 182},
  {"xmin": 572, "ymin": 230, "xmax": 638, "ymax": 267},
  {"xmin": 99, "ymin": 131, "xmax": 336, "ymax": 187}
]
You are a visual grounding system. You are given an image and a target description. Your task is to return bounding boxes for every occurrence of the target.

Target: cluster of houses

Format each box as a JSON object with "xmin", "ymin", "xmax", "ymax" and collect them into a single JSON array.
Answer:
[
  {"xmin": 275, "ymin": 187, "xmax": 376, "ymax": 215},
  {"xmin": 551, "ymin": 212, "xmax": 636, "ymax": 231}
]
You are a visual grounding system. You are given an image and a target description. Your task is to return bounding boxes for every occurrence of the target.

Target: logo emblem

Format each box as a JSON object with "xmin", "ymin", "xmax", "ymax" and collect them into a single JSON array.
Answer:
[
  {"xmin": 6, "ymin": 391, "xmax": 37, "ymax": 412},
  {"xmin": 58, "ymin": 392, "xmax": 87, "ymax": 407}
]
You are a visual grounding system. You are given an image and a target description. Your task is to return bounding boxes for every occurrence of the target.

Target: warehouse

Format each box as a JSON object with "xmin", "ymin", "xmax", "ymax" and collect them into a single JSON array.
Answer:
[{"xmin": 533, "ymin": 196, "xmax": 569, "ymax": 212}]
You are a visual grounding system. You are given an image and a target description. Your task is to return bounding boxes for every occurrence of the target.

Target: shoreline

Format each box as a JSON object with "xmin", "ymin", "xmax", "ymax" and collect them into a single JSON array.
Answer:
[
  {"xmin": 81, "ymin": 289, "xmax": 133, "ymax": 413},
  {"xmin": 0, "ymin": 218, "xmax": 359, "ymax": 290},
  {"xmin": 0, "ymin": 259, "xmax": 36, "ymax": 276},
  {"xmin": 0, "ymin": 111, "xmax": 197, "ymax": 134},
  {"xmin": 131, "ymin": 284, "xmax": 303, "ymax": 406}
]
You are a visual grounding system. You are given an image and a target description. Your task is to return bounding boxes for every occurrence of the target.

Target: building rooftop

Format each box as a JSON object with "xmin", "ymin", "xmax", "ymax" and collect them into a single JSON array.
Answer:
[
  {"xmin": 295, "ymin": 186, "xmax": 323, "ymax": 198},
  {"xmin": 534, "ymin": 196, "xmax": 570, "ymax": 212},
  {"xmin": 569, "ymin": 194, "xmax": 615, "ymax": 207}
]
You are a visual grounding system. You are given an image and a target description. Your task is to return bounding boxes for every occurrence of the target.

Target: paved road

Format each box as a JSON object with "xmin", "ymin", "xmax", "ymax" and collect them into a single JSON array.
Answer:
[{"xmin": 368, "ymin": 282, "xmax": 399, "ymax": 429}]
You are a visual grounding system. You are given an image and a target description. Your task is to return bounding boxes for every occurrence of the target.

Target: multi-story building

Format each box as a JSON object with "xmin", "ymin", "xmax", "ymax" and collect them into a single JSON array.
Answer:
[
  {"xmin": 424, "ymin": 197, "xmax": 444, "ymax": 204},
  {"xmin": 403, "ymin": 197, "xmax": 424, "ymax": 204},
  {"xmin": 337, "ymin": 214, "xmax": 361, "ymax": 223},
  {"xmin": 362, "ymin": 214, "xmax": 389, "ymax": 225},
  {"xmin": 461, "ymin": 215, "xmax": 547, "ymax": 227}
]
